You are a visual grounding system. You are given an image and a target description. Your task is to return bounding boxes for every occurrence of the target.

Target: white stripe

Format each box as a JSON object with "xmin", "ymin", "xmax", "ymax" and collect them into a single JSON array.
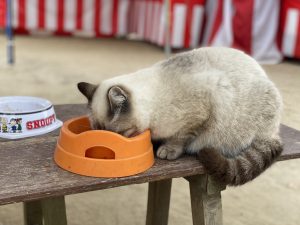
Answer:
[
  {"xmin": 145, "ymin": 1, "xmax": 153, "ymax": 40},
  {"xmin": 152, "ymin": 4, "xmax": 163, "ymax": 43},
  {"xmin": 282, "ymin": 9, "xmax": 299, "ymax": 57},
  {"xmin": 26, "ymin": 0, "xmax": 38, "ymax": 30},
  {"xmin": 82, "ymin": 0, "xmax": 95, "ymax": 35},
  {"xmin": 12, "ymin": 0, "xmax": 18, "ymax": 28},
  {"xmin": 117, "ymin": 0, "xmax": 129, "ymax": 35},
  {"xmin": 211, "ymin": 0, "xmax": 233, "ymax": 47},
  {"xmin": 101, "ymin": 0, "xmax": 113, "ymax": 35},
  {"xmin": 252, "ymin": 0, "xmax": 282, "ymax": 63},
  {"xmin": 45, "ymin": 0, "xmax": 57, "ymax": 31},
  {"xmin": 151, "ymin": 2, "xmax": 160, "ymax": 42},
  {"xmin": 222, "ymin": 0, "xmax": 233, "ymax": 45},
  {"xmin": 202, "ymin": 0, "xmax": 218, "ymax": 45},
  {"xmin": 157, "ymin": 4, "xmax": 165, "ymax": 45},
  {"xmin": 64, "ymin": 0, "xmax": 76, "ymax": 31},
  {"xmin": 137, "ymin": 1, "xmax": 146, "ymax": 37},
  {"xmin": 133, "ymin": 0, "xmax": 139, "ymax": 32},
  {"xmin": 171, "ymin": 4, "xmax": 186, "ymax": 48},
  {"xmin": 190, "ymin": 6, "xmax": 204, "ymax": 48}
]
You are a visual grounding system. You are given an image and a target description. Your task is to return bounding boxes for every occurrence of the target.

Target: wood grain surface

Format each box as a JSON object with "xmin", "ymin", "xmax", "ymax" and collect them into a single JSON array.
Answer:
[{"xmin": 0, "ymin": 104, "xmax": 299, "ymax": 206}]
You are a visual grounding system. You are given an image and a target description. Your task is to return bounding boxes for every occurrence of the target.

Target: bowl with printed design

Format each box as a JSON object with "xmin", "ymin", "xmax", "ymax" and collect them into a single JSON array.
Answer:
[
  {"xmin": 0, "ymin": 96, "xmax": 62, "ymax": 139},
  {"xmin": 54, "ymin": 116, "xmax": 154, "ymax": 178}
]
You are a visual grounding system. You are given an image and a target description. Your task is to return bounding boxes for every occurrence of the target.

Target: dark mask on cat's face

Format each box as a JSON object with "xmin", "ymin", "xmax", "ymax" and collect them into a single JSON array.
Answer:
[{"xmin": 77, "ymin": 82, "xmax": 139, "ymax": 137}]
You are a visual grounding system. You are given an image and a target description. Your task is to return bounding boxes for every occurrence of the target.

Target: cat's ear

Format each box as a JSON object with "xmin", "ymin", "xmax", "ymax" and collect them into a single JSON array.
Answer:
[
  {"xmin": 107, "ymin": 86, "xmax": 128, "ymax": 113},
  {"xmin": 77, "ymin": 82, "xmax": 98, "ymax": 101}
]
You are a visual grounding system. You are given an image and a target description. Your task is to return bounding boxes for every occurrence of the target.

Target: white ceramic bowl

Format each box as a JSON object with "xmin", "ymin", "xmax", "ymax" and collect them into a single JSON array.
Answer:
[{"xmin": 0, "ymin": 96, "xmax": 62, "ymax": 139}]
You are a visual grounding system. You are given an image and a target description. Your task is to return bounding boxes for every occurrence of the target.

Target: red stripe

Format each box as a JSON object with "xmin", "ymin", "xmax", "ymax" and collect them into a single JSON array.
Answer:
[
  {"xmin": 143, "ymin": 0, "xmax": 147, "ymax": 38},
  {"xmin": 148, "ymin": 0, "xmax": 155, "ymax": 40},
  {"xmin": 144, "ymin": 0, "xmax": 149, "ymax": 38},
  {"xmin": 295, "ymin": 15, "xmax": 300, "ymax": 58},
  {"xmin": 147, "ymin": 0, "xmax": 154, "ymax": 40},
  {"xmin": 232, "ymin": 0, "xmax": 254, "ymax": 54},
  {"xmin": 169, "ymin": 0, "xmax": 175, "ymax": 46},
  {"xmin": 57, "ymin": 0, "xmax": 64, "ymax": 33},
  {"xmin": 208, "ymin": 0, "xmax": 223, "ymax": 44},
  {"xmin": 171, "ymin": 0, "xmax": 204, "ymax": 3},
  {"xmin": 184, "ymin": 2, "xmax": 193, "ymax": 48},
  {"xmin": 134, "ymin": 0, "xmax": 139, "ymax": 32},
  {"xmin": 125, "ymin": 0, "xmax": 131, "ymax": 34},
  {"xmin": 128, "ymin": 0, "xmax": 134, "ymax": 32},
  {"xmin": 76, "ymin": 0, "xmax": 83, "ymax": 30},
  {"xmin": 152, "ymin": 1, "xmax": 161, "ymax": 43},
  {"xmin": 112, "ymin": 0, "xmax": 118, "ymax": 35},
  {"xmin": 0, "ymin": 0, "xmax": 6, "ymax": 28},
  {"xmin": 199, "ymin": 2, "xmax": 207, "ymax": 45},
  {"xmin": 18, "ymin": 0, "xmax": 26, "ymax": 31},
  {"xmin": 154, "ymin": 0, "xmax": 162, "ymax": 43},
  {"xmin": 150, "ymin": 0, "xmax": 158, "ymax": 42},
  {"xmin": 277, "ymin": 0, "xmax": 285, "ymax": 51},
  {"xmin": 38, "ymin": 0, "xmax": 45, "ymax": 29},
  {"xmin": 94, "ymin": 0, "xmax": 101, "ymax": 36},
  {"xmin": 132, "ymin": 0, "xmax": 136, "ymax": 32}
]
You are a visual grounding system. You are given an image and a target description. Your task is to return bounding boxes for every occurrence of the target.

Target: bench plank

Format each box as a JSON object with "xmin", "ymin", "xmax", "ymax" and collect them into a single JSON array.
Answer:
[{"xmin": 0, "ymin": 104, "xmax": 299, "ymax": 206}]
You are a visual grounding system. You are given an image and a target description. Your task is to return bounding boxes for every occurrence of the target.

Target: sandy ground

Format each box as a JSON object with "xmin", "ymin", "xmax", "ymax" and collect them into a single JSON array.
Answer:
[{"xmin": 0, "ymin": 35, "xmax": 300, "ymax": 225}]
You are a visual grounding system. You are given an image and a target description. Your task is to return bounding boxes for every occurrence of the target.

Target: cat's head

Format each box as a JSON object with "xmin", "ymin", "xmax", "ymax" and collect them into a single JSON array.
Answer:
[{"xmin": 77, "ymin": 82, "xmax": 147, "ymax": 137}]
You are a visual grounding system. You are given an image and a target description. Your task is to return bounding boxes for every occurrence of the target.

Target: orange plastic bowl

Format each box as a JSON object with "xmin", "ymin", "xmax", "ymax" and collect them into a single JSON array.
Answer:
[{"xmin": 54, "ymin": 116, "xmax": 154, "ymax": 177}]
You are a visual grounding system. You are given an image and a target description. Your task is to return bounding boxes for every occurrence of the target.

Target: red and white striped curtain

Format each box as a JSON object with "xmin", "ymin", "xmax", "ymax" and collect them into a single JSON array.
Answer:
[
  {"xmin": 129, "ymin": 0, "xmax": 205, "ymax": 49},
  {"xmin": 0, "ymin": 0, "xmax": 131, "ymax": 37},
  {"xmin": 202, "ymin": 0, "xmax": 282, "ymax": 64},
  {"xmin": 1, "ymin": 0, "xmax": 300, "ymax": 62},
  {"xmin": 0, "ymin": 0, "xmax": 206, "ymax": 48}
]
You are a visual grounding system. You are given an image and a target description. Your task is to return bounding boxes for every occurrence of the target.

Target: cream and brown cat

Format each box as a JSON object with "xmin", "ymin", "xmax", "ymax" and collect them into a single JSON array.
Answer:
[{"xmin": 78, "ymin": 47, "xmax": 283, "ymax": 186}]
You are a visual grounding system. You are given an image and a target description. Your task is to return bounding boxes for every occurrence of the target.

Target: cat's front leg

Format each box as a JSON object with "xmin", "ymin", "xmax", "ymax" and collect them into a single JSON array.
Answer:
[{"xmin": 156, "ymin": 140, "xmax": 185, "ymax": 160}]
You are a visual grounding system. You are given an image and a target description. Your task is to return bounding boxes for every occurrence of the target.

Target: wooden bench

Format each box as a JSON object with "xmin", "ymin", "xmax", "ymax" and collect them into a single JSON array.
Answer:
[{"xmin": 0, "ymin": 104, "xmax": 300, "ymax": 225}]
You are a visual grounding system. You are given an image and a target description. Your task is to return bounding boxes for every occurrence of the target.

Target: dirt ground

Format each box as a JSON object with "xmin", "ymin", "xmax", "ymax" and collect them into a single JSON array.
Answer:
[{"xmin": 0, "ymin": 35, "xmax": 300, "ymax": 225}]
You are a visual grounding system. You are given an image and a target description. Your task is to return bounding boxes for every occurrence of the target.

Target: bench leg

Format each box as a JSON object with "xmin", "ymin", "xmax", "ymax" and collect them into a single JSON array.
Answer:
[
  {"xmin": 24, "ymin": 196, "xmax": 67, "ymax": 225},
  {"xmin": 186, "ymin": 175, "xmax": 225, "ymax": 225},
  {"xmin": 146, "ymin": 179, "xmax": 172, "ymax": 225},
  {"xmin": 24, "ymin": 200, "xmax": 43, "ymax": 225}
]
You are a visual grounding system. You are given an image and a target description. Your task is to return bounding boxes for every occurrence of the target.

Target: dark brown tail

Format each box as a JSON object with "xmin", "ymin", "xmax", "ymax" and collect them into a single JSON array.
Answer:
[{"xmin": 198, "ymin": 138, "xmax": 283, "ymax": 186}]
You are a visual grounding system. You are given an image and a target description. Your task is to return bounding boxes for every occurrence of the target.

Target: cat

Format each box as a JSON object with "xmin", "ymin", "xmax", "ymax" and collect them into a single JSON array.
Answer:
[{"xmin": 77, "ymin": 47, "xmax": 283, "ymax": 186}]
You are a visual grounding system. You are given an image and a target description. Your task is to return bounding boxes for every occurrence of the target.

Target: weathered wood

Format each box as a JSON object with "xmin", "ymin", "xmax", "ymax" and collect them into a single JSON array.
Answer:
[
  {"xmin": 146, "ymin": 179, "xmax": 172, "ymax": 225},
  {"xmin": 24, "ymin": 200, "xmax": 43, "ymax": 225},
  {"xmin": 23, "ymin": 196, "xmax": 67, "ymax": 225},
  {"xmin": 187, "ymin": 175, "xmax": 225, "ymax": 225},
  {"xmin": 42, "ymin": 196, "xmax": 67, "ymax": 225},
  {"xmin": 0, "ymin": 134, "xmax": 204, "ymax": 205},
  {"xmin": 0, "ymin": 104, "xmax": 299, "ymax": 206}
]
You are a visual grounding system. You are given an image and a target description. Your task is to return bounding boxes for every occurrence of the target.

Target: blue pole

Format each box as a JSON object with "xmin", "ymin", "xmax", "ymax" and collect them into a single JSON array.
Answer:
[{"xmin": 6, "ymin": 0, "xmax": 14, "ymax": 64}]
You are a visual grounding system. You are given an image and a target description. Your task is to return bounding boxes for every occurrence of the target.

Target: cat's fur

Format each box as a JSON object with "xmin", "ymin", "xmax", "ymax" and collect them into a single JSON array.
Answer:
[{"xmin": 78, "ymin": 47, "xmax": 283, "ymax": 186}]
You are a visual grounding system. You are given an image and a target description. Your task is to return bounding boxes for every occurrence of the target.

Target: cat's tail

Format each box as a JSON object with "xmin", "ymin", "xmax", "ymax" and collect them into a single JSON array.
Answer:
[{"xmin": 198, "ymin": 138, "xmax": 283, "ymax": 186}]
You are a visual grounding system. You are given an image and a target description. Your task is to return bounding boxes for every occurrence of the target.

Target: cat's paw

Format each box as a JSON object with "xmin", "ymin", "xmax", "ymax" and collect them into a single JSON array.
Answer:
[{"xmin": 156, "ymin": 144, "xmax": 183, "ymax": 160}]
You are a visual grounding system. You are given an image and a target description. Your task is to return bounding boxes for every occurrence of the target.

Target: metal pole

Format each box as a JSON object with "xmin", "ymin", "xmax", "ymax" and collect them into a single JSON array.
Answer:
[
  {"xmin": 6, "ymin": 0, "xmax": 14, "ymax": 64},
  {"xmin": 164, "ymin": 0, "xmax": 171, "ymax": 58}
]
